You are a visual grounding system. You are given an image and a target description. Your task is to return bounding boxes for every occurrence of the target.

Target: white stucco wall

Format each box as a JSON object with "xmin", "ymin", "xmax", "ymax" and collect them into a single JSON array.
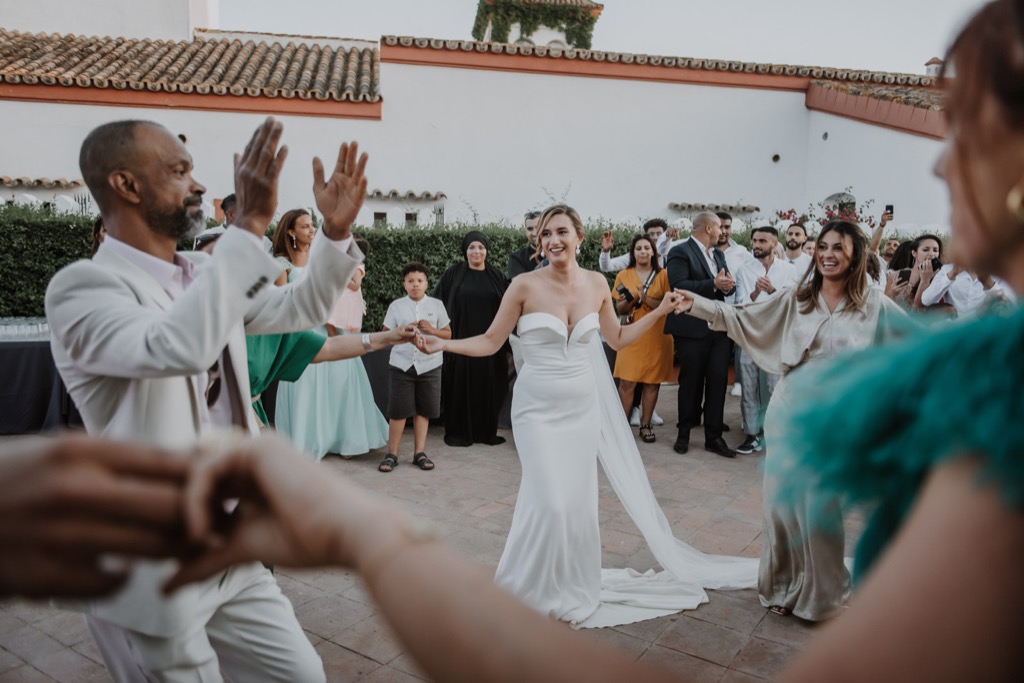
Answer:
[
  {"xmin": 804, "ymin": 111, "xmax": 948, "ymax": 234},
  {"xmin": 0, "ymin": 57, "xmax": 949, "ymax": 232},
  {"xmin": 0, "ymin": 0, "xmax": 216, "ymax": 40}
]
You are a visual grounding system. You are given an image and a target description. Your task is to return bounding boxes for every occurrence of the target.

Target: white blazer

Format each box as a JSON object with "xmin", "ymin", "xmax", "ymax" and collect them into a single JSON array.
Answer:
[{"xmin": 45, "ymin": 227, "xmax": 361, "ymax": 635}]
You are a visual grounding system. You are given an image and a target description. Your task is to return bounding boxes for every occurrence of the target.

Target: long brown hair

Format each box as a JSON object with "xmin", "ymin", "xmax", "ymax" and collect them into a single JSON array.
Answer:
[
  {"xmin": 796, "ymin": 220, "xmax": 870, "ymax": 314},
  {"xmin": 271, "ymin": 208, "xmax": 310, "ymax": 263},
  {"xmin": 940, "ymin": 1, "xmax": 1024, "ymax": 261}
]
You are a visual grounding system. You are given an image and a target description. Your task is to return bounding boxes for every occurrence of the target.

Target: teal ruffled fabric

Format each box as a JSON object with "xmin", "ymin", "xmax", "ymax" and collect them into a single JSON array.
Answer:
[{"xmin": 775, "ymin": 304, "xmax": 1024, "ymax": 582}]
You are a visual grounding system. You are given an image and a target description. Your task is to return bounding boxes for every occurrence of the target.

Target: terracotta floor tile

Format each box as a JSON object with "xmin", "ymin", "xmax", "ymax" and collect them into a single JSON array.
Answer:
[
  {"xmin": 31, "ymin": 613, "xmax": 89, "ymax": 648},
  {"xmin": 656, "ymin": 615, "xmax": 749, "ymax": 667},
  {"xmin": 0, "ymin": 666, "xmax": 56, "ymax": 682},
  {"xmin": 314, "ymin": 639, "xmax": 381, "ymax": 681},
  {"xmin": 330, "ymin": 615, "xmax": 404, "ymax": 665},
  {"xmin": 638, "ymin": 644, "xmax": 728, "ymax": 683},
  {"xmin": 294, "ymin": 594, "xmax": 376, "ymax": 641},
  {"xmin": 730, "ymin": 636, "xmax": 802, "ymax": 680}
]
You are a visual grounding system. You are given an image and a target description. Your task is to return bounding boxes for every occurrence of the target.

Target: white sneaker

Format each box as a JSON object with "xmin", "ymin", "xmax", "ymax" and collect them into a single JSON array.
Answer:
[
  {"xmin": 731, "ymin": 383, "xmax": 742, "ymax": 397},
  {"xmin": 629, "ymin": 407, "xmax": 641, "ymax": 426},
  {"xmin": 651, "ymin": 410, "xmax": 664, "ymax": 426}
]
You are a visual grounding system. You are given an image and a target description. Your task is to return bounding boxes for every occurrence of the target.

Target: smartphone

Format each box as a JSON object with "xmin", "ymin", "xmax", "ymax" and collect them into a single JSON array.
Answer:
[
  {"xmin": 885, "ymin": 204, "xmax": 894, "ymax": 216},
  {"xmin": 930, "ymin": 257, "xmax": 944, "ymax": 272},
  {"xmin": 897, "ymin": 268, "xmax": 912, "ymax": 284}
]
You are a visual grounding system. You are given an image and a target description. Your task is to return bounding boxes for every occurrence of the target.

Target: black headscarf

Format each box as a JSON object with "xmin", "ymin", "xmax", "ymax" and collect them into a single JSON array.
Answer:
[{"xmin": 436, "ymin": 231, "xmax": 508, "ymax": 314}]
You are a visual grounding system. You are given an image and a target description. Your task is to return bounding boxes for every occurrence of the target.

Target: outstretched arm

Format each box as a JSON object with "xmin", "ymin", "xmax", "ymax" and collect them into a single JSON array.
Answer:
[
  {"xmin": 169, "ymin": 434, "xmax": 678, "ymax": 683},
  {"xmin": 313, "ymin": 325, "xmax": 416, "ymax": 363},
  {"xmin": 598, "ymin": 273, "xmax": 684, "ymax": 350},
  {"xmin": 416, "ymin": 278, "xmax": 525, "ymax": 357}
]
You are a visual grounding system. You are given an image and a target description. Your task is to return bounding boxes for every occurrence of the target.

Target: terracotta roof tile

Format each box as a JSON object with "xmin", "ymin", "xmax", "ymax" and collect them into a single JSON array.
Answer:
[
  {"xmin": 367, "ymin": 189, "xmax": 446, "ymax": 201},
  {"xmin": 0, "ymin": 28, "xmax": 381, "ymax": 102},
  {"xmin": 382, "ymin": 35, "xmax": 936, "ymax": 88},
  {"xmin": 0, "ymin": 176, "xmax": 83, "ymax": 189},
  {"xmin": 811, "ymin": 79, "xmax": 943, "ymax": 111}
]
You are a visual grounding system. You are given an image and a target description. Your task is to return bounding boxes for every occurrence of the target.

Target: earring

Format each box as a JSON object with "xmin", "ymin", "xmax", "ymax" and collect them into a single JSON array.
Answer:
[
  {"xmin": 540, "ymin": 249, "xmax": 545, "ymax": 259},
  {"xmin": 1007, "ymin": 185, "xmax": 1024, "ymax": 224},
  {"xmin": 576, "ymin": 244, "xmax": 581, "ymax": 254},
  {"xmin": 290, "ymin": 234, "xmax": 297, "ymax": 249}
]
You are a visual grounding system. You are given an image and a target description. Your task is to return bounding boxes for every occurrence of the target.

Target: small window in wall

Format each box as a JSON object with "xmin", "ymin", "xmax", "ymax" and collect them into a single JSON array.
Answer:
[
  {"xmin": 405, "ymin": 212, "xmax": 418, "ymax": 227},
  {"xmin": 373, "ymin": 212, "xmax": 387, "ymax": 227},
  {"xmin": 433, "ymin": 205, "xmax": 444, "ymax": 226}
]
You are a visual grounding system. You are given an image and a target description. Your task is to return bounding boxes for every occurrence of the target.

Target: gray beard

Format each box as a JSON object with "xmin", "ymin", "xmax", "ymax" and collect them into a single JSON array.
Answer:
[{"xmin": 147, "ymin": 206, "xmax": 205, "ymax": 241}]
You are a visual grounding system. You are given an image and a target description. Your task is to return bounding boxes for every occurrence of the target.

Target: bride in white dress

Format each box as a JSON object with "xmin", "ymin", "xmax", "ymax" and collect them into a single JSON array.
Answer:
[{"xmin": 417, "ymin": 205, "xmax": 757, "ymax": 627}]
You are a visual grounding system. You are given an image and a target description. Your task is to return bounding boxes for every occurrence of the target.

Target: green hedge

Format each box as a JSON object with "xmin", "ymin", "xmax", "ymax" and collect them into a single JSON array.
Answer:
[{"xmin": 0, "ymin": 205, "xmax": 647, "ymax": 328}]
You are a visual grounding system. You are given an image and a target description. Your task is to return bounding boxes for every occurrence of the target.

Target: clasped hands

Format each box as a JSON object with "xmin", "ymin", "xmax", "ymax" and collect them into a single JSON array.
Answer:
[
  {"xmin": 232, "ymin": 117, "xmax": 369, "ymax": 242},
  {"xmin": 0, "ymin": 433, "xmax": 410, "ymax": 600}
]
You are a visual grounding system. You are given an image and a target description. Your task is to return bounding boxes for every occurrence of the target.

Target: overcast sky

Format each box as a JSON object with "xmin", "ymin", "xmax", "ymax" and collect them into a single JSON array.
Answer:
[{"xmin": 219, "ymin": 0, "xmax": 986, "ymax": 74}]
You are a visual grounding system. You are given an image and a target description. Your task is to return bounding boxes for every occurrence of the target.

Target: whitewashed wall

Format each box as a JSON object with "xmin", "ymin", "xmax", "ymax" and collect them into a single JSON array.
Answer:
[
  {"xmin": 0, "ymin": 0, "xmax": 203, "ymax": 40},
  {"xmin": 0, "ymin": 59, "xmax": 949, "ymax": 231},
  {"xmin": 803, "ymin": 111, "xmax": 948, "ymax": 234}
]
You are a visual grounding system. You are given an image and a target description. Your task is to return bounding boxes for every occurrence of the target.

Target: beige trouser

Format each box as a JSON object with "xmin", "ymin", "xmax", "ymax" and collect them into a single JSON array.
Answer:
[{"xmin": 86, "ymin": 565, "xmax": 324, "ymax": 683}]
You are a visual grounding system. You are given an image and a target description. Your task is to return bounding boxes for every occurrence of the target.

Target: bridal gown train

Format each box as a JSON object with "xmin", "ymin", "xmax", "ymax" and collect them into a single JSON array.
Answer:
[{"xmin": 495, "ymin": 312, "xmax": 758, "ymax": 628}]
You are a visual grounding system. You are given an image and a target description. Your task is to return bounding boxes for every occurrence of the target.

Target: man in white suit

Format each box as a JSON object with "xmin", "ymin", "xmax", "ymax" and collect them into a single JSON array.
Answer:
[{"xmin": 45, "ymin": 117, "xmax": 366, "ymax": 682}]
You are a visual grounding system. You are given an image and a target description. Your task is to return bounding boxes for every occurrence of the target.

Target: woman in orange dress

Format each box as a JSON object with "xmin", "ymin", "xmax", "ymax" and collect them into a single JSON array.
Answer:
[{"xmin": 611, "ymin": 234, "xmax": 674, "ymax": 443}]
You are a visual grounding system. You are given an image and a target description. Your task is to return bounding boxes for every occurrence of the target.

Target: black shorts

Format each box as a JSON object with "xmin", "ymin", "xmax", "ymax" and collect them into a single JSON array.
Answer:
[{"xmin": 387, "ymin": 366, "xmax": 441, "ymax": 420}]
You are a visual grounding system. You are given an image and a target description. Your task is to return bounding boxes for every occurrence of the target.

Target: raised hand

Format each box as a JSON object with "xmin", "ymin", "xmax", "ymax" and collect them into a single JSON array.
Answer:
[
  {"xmin": 0, "ymin": 436, "xmax": 190, "ymax": 599},
  {"xmin": 233, "ymin": 117, "xmax": 288, "ymax": 237},
  {"xmin": 601, "ymin": 231, "xmax": 614, "ymax": 253},
  {"xmin": 312, "ymin": 141, "xmax": 369, "ymax": 240}
]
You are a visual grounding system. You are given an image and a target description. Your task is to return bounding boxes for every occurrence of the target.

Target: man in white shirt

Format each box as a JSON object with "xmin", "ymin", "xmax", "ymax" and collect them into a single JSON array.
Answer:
[
  {"xmin": 713, "ymin": 212, "xmax": 755, "ymax": 304},
  {"xmin": 920, "ymin": 263, "xmax": 1009, "ymax": 317},
  {"xmin": 46, "ymin": 118, "xmax": 366, "ymax": 682},
  {"xmin": 599, "ymin": 218, "xmax": 668, "ymax": 272},
  {"xmin": 732, "ymin": 227, "xmax": 797, "ymax": 454},
  {"xmin": 782, "ymin": 222, "xmax": 814, "ymax": 275}
]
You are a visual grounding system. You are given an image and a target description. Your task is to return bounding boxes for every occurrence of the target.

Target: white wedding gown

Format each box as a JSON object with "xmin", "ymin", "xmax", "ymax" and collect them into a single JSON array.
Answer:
[{"xmin": 495, "ymin": 312, "xmax": 759, "ymax": 628}]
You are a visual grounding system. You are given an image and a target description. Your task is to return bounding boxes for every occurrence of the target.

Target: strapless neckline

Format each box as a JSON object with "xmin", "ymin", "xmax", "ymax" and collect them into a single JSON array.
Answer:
[{"xmin": 520, "ymin": 311, "xmax": 598, "ymax": 342}]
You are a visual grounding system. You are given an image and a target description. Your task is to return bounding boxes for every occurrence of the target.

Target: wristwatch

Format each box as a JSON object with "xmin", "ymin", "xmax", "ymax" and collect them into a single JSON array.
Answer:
[{"xmin": 361, "ymin": 333, "xmax": 372, "ymax": 351}]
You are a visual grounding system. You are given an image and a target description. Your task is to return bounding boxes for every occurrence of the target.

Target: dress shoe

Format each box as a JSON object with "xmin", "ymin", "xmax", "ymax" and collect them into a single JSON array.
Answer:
[
  {"xmin": 704, "ymin": 436, "xmax": 736, "ymax": 458},
  {"xmin": 673, "ymin": 436, "xmax": 689, "ymax": 454}
]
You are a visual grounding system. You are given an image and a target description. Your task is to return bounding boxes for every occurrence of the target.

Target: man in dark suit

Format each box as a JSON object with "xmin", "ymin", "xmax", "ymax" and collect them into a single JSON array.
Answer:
[
  {"xmin": 507, "ymin": 210, "xmax": 542, "ymax": 278},
  {"xmin": 664, "ymin": 211, "xmax": 737, "ymax": 457}
]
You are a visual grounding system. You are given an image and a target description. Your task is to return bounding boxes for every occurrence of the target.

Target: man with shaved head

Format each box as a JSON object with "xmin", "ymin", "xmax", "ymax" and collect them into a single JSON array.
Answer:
[
  {"xmin": 663, "ymin": 211, "xmax": 737, "ymax": 458},
  {"xmin": 46, "ymin": 117, "xmax": 367, "ymax": 682}
]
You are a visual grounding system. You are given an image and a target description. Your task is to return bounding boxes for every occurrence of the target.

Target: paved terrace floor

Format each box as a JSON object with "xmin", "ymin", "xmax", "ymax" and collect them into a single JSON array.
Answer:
[{"xmin": 0, "ymin": 389, "xmax": 863, "ymax": 682}]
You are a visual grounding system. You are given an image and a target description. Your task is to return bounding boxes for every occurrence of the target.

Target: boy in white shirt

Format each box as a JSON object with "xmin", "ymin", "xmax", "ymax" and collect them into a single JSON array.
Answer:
[{"xmin": 381, "ymin": 262, "xmax": 451, "ymax": 472}]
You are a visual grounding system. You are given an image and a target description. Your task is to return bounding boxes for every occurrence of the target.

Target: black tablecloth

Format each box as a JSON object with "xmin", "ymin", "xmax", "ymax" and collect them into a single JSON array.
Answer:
[{"xmin": 0, "ymin": 340, "xmax": 81, "ymax": 435}]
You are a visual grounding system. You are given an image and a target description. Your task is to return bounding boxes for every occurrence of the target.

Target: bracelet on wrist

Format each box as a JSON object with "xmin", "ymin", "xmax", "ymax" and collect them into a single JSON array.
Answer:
[{"xmin": 361, "ymin": 333, "xmax": 372, "ymax": 351}]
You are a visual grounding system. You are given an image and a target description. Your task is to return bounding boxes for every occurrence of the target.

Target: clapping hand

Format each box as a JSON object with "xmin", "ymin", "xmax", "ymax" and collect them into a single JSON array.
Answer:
[
  {"xmin": 714, "ymin": 268, "xmax": 734, "ymax": 292},
  {"xmin": 312, "ymin": 141, "xmax": 369, "ymax": 241},
  {"xmin": 754, "ymin": 276, "xmax": 774, "ymax": 294},
  {"xmin": 233, "ymin": 118, "xmax": 289, "ymax": 238}
]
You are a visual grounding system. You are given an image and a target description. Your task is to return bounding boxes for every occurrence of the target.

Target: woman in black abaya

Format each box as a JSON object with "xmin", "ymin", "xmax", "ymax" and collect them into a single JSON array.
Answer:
[{"xmin": 435, "ymin": 232, "xmax": 510, "ymax": 447}]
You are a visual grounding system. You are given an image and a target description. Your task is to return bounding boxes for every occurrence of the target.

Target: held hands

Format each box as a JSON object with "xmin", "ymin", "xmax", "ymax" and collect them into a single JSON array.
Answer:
[
  {"xmin": 233, "ymin": 118, "xmax": 289, "ymax": 237},
  {"xmin": 713, "ymin": 268, "xmax": 735, "ymax": 292},
  {"xmin": 601, "ymin": 231, "xmax": 614, "ymax": 253},
  {"xmin": 166, "ymin": 433, "xmax": 406, "ymax": 592},
  {"xmin": 389, "ymin": 324, "xmax": 418, "ymax": 344},
  {"xmin": 0, "ymin": 436, "xmax": 190, "ymax": 599},
  {"xmin": 313, "ymin": 141, "xmax": 369, "ymax": 240},
  {"xmin": 413, "ymin": 329, "xmax": 446, "ymax": 354}
]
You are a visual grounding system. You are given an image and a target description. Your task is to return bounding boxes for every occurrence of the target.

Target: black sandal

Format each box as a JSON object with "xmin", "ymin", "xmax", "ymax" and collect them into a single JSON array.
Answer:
[
  {"xmin": 378, "ymin": 453, "xmax": 398, "ymax": 473},
  {"xmin": 639, "ymin": 424, "xmax": 656, "ymax": 443},
  {"xmin": 412, "ymin": 452, "xmax": 435, "ymax": 470}
]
